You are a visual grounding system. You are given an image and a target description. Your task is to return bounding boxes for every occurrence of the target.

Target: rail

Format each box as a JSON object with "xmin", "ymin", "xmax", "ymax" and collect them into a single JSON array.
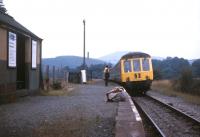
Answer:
[
  {"xmin": 132, "ymin": 97, "xmax": 166, "ymax": 137},
  {"xmin": 133, "ymin": 95, "xmax": 200, "ymax": 137},
  {"xmin": 146, "ymin": 95, "xmax": 200, "ymax": 125}
]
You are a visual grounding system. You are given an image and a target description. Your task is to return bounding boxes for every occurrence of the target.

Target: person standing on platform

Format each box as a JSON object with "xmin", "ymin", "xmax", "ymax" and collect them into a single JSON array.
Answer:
[{"xmin": 104, "ymin": 65, "xmax": 110, "ymax": 86}]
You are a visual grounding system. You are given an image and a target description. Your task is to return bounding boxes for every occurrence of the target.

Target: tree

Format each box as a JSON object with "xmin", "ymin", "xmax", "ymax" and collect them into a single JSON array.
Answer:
[
  {"xmin": 153, "ymin": 69, "xmax": 162, "ymax": 80},
  {"xmin": 160, "ymin": 57, "xmax": 190, "ymax": 79},
  {"xmin": 192, "ymin": 59, "xmax": 200, "ymax": 78},
  {"xmin": 179, "ymin": 68, "xmax": 193, "ymax": 92},
  {"xmin": 152, "ymin": 59, "xmax": 163, "ymax": 79},
  {"xmin": 0, "ymin": 1, "xmax": 7, "ymax": 13},
  {"xmin": 88, "ymin": 64, "xmax": 105, "ymax": 79}
]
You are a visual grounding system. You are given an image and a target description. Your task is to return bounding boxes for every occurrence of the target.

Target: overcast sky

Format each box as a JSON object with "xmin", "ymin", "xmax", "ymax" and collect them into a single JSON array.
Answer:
[{"xmin": 4, "ymin": 0, "xmax": 200, "ymax": 59}]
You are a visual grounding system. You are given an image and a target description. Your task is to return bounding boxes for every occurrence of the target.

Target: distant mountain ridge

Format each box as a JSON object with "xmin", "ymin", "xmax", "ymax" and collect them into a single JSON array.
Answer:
[
  {"xmin": 99, "ymin": 51, "xmax": 164, "ymax": 64},
  {"xmin": 42, "ymin": 56, "xmax": 106, "ymax": 68},
  {"xmin": 99, "ymin": 51, "xmax": 128, "ymax": 64},
  {"xmin": 42, "ymin": 53, "xmax": 197, "ymax": 69}
]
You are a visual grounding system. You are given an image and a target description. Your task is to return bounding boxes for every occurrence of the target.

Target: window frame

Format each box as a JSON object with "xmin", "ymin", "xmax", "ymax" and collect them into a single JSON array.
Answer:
[
  {"xmin": 132, "ymin": 59, "xmax": 141, "ymax": 72},
  {"xmin": 142, "ymin": 58, "xmax": 150, "ymax": 71},
  {"xmin": 123, "ymin": 60, "xmax": 132, "ymax": 73}
]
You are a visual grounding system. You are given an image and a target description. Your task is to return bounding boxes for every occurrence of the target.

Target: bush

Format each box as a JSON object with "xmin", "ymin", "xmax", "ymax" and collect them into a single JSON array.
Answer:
[
  {"xmin": 171, "ymin": 68, "xmax": 200, "ymax": 96},
  {"xmin": 192, "ymin": 79, "xmax": 200, "ymax": 95},
  {"xmin": 192, "ymin": 59, "xmax": 200, "ymax": 77},
  {"xmin": 153, "ymin": 69, "xmax": 162, "ymax": 80},
  {"xmin": 51, "ymin": 81, "xmax": 62, "ymax": 90},
  {"xmin": 171, "ymin": 79, "xmax": 179, "ymax": 91},
  {"xmin": 171, "ymin": 68, "xmax": 193, "ymax": 93},
  {"xmin": 179, "ymin": 68, "xmax": 193, "ymax": 92}
]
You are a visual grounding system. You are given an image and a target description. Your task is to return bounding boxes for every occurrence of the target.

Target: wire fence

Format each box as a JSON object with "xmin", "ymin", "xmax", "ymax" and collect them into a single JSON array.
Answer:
[{"xmin": 42, "ymin": 65, "xmax": 93, "ymax": 89}]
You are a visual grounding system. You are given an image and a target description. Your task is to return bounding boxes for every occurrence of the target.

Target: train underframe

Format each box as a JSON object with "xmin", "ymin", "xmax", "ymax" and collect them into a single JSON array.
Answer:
[{"xmin": 121, "ymin": 80, "xmax": 152, "ymax": 96}]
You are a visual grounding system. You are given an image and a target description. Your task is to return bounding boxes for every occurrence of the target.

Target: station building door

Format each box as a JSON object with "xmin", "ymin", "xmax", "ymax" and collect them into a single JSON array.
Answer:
[{"xmin": 16, "ymin": 34, "xmax": 27, "ymax": 90}]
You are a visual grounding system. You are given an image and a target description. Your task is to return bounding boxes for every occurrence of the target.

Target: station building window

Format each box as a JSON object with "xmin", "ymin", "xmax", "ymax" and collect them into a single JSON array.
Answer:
[
  {"xmin": 142, "ymin": 58, "xmax": 150, "ymax": 71},
  {"xmin": 133, "ymin": 59, "xmax": 141, "ymax": 72},
  {"xmin": 124, "ymin": 60, "xmax": 131, "ymax": 72}
]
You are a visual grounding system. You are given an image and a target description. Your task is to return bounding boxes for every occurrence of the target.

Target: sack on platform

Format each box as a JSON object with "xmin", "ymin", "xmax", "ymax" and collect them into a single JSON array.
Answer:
[{"xmin": 106, "ymin": 87, "xmax": 126, "ymax": 102}]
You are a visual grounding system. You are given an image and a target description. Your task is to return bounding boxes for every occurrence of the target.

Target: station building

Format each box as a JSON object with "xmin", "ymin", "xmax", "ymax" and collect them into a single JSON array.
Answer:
[{"xmin": 0, "ymin": 10, "xmax": 42, "ymax": 103}]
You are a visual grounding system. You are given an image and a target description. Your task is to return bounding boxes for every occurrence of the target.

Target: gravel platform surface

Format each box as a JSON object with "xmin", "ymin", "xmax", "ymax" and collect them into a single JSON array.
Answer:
[
  {"xmin": 147, "ymin": 90, "xmax": 200, "ymax": 122},
  {"xmin": 0, "ymin": 80, "xmax": 118, "ymax": 137}
]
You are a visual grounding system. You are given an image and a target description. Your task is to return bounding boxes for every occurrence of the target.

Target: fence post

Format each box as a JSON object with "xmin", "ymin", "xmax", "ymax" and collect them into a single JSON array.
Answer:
[
  {"xmin": 57, "ymin": 68, "xmax": 60, "ymax": 80},
  {"xmin": 90, "ymin": 70, "xmax": 93, "ymax": 80},
  {"xmin": 45, "ymin": 65, "xmax": 50, "ymax": 91},
  {"xmin": 53, "ymin": 66, "xmax": 55, "ymax": 84},
  {"xmin": 65, "ymin": 71, "xmax": 69, "ymax": 83}
]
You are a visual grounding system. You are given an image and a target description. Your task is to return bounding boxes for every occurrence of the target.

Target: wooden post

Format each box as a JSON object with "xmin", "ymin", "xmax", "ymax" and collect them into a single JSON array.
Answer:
[
  {"xmin": 46, "ymin": 65, "xmax": 50, "ymax": 91},
  {"xmin": 53, "ymin": 66, "xmax": 55, "ymax": 84}
]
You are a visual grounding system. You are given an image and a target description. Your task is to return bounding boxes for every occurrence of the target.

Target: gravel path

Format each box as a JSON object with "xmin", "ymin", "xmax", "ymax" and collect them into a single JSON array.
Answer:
[
  {"xmin": 147, "ymin": 90, "xmax": 200, "ymax": 122},
  {"xmin": 0, "ymin": 80, "xmax": 118, "ymax": 137}
]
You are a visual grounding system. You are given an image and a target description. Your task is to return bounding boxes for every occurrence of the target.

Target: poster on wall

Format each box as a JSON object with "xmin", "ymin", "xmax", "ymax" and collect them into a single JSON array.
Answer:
[
  {"xmin": 32, "ymin": 40, "xmax": 37, "ymax": 69},
  {"xmin": 8, "ymin": 32, "xmax": 17, "ymax": 68}
]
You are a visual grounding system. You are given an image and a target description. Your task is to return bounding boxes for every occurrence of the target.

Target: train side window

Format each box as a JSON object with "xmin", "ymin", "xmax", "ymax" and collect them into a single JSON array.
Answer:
[
  {"xmin": 142, "ymin": 58, "xmax": 150, "ymax": 71},
  {"xmin": 124, "ymin": 60, "xmax": 131, "ymax": 72},
  {"xmin": 133, "ymin": 59, "xmax": 141, "ymax": 72}
]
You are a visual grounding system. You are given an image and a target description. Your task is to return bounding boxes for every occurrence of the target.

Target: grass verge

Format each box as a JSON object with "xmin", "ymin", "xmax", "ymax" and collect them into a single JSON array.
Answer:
[
  {"xmin": 40, "ymin": 84, "xmax": 75, "ymax": 96},
  {"xmin": 152, "ymin": 80, "xmax": 200, "ymax": 105}
]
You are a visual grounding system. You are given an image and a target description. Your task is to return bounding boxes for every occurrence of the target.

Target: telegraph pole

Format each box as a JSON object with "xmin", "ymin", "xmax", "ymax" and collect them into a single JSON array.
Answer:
[
  {"xmin": 80, "ymin": 19, "xmax": 87, "ymax": 84},
  {"xmin": 83, "ymin": 19, "xmax": 86, "ymax": 69}
]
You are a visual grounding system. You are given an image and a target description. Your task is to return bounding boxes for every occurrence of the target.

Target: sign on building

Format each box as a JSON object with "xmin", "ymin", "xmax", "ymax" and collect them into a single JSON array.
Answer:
[
  {"xmin": 32, "ymin": 40, "xmax": 37, "ymax": 69},
  {"xmin": 8, "ymin": 32, "xmax": 17, "ymax": 68}
]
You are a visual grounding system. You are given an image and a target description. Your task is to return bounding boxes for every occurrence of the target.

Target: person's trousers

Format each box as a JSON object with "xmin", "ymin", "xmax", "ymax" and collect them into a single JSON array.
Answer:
[{"xmin": 105, "ymin": 79, "xmax": 108, "ymax": 86}]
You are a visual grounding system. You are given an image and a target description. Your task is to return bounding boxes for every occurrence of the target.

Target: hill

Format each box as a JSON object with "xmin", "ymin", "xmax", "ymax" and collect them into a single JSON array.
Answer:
[
  {"xmin": 99, "ymin": 51, "xmax": 164, "ymax": 64},
  {"xmin": 42, "ymin": 56, "xmax": 106, "ymax": 69},
  {"xmin": 99, "ymin": 51, "xmax": 128, "ymax": 64}
]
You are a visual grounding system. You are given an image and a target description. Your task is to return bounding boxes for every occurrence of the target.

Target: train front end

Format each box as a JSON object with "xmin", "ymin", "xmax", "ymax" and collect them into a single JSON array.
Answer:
[{"xmin": 120, "ymin": 52, "xmax": 153, "ymax": 94}]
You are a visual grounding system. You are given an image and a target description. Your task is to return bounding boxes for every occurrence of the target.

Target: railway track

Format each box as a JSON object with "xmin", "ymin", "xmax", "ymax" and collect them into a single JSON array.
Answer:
[{"xmin": 132, "ymin": 95, "xmax": 200, "ymax": 137}]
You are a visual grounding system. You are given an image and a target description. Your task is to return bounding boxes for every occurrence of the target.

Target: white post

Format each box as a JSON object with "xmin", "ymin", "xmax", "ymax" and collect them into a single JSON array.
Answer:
[{"xmin": 81, "ymin": 70, "xmax": 87, "ymax": 84}]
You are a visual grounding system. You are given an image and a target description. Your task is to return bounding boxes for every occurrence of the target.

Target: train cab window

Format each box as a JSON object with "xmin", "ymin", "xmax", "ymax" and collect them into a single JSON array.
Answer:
[
  {"xmin": 133, "ymin": 59, "xmax": 141, "ymax": 72},
  {"xmin": 124, "ymin": 60, "xmax": 131, "ymax": 73},
  {"xmin": 142, "ymin": 58, "xmax": 150, "ymax": 71}
]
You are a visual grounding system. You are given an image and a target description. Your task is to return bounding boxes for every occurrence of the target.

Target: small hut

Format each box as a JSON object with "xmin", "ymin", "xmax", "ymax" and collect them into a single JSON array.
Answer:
[{"xmin": 0, "ymin": 1, "xmax": 42, "ymax": 103}]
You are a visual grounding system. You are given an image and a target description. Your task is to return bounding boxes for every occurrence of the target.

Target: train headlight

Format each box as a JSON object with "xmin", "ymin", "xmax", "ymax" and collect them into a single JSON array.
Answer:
[
  {"xmin": 134, "ymin": 74, "xmax": 137, "ymax": 79},
  {"xmin": 138, "ymin": 73, "xmax": 141, "ymax": 78},
  {"xmin": 126, "ymin": 77, "xmax": 130, "ymax": 82}
]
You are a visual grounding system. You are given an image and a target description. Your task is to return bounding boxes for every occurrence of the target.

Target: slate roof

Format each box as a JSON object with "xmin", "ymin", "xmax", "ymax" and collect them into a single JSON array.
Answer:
[{"xmin": 0, "ymin": 11, "xmax": 42, "ymax": 40}]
